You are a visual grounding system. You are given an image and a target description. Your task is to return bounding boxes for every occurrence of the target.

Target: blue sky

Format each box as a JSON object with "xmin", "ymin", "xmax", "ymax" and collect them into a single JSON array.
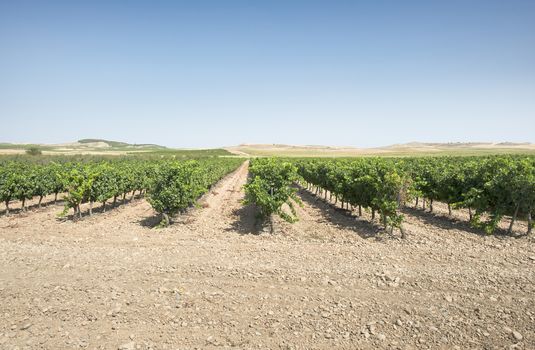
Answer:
[{"xmin": 1, "ymin": 0, "xmax": 534, "ymax": 148}]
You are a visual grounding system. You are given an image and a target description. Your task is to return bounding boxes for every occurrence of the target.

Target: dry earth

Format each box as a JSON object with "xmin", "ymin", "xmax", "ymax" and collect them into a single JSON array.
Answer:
[
  {"xmin": 225, "ymin": 143, "xmax": 535, "ymax": 157},
  {"xmin": 1, "ymin": 161, "xmax": 534, "ymax": 349}
]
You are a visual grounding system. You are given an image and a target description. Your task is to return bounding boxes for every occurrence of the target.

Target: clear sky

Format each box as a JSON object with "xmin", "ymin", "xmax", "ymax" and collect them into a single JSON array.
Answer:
[{"xmin": 1, "ymin": 0, "xmax": 534, "ymax": 148}]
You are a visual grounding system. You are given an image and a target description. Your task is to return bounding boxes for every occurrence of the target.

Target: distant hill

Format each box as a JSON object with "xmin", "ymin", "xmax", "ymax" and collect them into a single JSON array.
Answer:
[
  {"xmin": 226, "ymin": 144, "xmax": 369, "ymax": 157},
  {"xmin": 226, "ymin": 142, "xmax": 535, "ymax": 157},
  {"xmin": 0, "ymin": 139, "xmax": 170, "ymax": 155},
  {"xmin": 76, "ymin": 139, "xmax": 167, "ymax": 149},
  {"xmin": 383, "ymin": 142, "xmax": 534, "ymax": 149},
  {"xmin": 1, "ymin": 139, "xmax": 533, "ymax": 157}
]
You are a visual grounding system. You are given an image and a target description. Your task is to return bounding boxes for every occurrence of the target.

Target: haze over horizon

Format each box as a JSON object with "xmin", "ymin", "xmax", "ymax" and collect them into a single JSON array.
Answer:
[{"xmin": 1, "ymin": 1, "xmax": 534, "ymax": 148}]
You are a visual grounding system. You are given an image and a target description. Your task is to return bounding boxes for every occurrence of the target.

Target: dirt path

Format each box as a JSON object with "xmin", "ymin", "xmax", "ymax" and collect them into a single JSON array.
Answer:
[
  {"xmin": 190, "ymin": 160, "xmax": 254, "ymax": 234},
  {"xmin": 1, "ymin": 164, "xmax": 535, "ymax": 349}
]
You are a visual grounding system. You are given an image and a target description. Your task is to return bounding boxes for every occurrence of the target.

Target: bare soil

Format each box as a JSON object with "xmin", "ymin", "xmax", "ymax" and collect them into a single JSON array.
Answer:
[{"xmin": 1, "ymin": 161, "xmax": 534, "ymax": 349}]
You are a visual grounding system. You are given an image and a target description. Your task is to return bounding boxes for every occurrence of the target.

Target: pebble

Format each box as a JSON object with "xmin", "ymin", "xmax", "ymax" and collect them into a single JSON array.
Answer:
[
  {"xmin": 512, "ymin": 331, "xmax": 523, "ymax": 341},
  {"xmin": 396, "ymin": 319, "xmax": 403, "ymax": 326},
  {"xmin": 118, "ymin": 341, "xmax": 135, "ymax": 350},
  {"xmin": 109, "ymin": 304, "xmax": 122, "ymax": 317},
  {"xmin": 20, "ymin": 323, "xmax": 32, "ymax": 330}
]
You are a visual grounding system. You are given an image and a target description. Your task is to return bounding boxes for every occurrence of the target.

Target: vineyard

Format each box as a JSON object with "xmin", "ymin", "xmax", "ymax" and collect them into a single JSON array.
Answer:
[
  {"xmin": 1, "ymin": 153, "xmax": 535, "ymax": 349},
  {"xmin": 0, "ymin": 157, "xmax": 242, "ymax": 226},
  {"xmin": 241, "ymin": 155, "xmax": 535, "ymax": 237},
  {"xmin": 1, "ymin": 154, "xmax": 534, "ymax": 235}
]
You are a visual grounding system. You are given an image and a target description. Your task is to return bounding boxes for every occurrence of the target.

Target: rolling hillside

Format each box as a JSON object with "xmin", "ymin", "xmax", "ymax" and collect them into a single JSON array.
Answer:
[
  {"xmin": 0, "ymin": 139, "xmax": 231, "ymax": 157},
  {"xmin": 226, "ymin": 142, "xmax": 535, "ymax": 157}
]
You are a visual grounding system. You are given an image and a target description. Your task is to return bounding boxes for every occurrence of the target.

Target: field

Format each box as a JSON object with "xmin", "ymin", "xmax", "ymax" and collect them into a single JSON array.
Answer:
[
  {"xmin": 226, "ymin": 142, "xmax": 535, "ymax": 157},
  {"xmin": 1, "ymin": 156, "xmax": 534, "ymax": 350}
]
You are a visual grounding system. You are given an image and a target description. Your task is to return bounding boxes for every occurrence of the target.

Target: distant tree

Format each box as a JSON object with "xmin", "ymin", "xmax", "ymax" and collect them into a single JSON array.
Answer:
[{"xmin": 26, "ymin": 147, "xmax": 42, "ymax": 156}]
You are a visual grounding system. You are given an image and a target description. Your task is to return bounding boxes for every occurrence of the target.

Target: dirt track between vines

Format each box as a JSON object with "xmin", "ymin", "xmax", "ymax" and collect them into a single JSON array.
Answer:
[{"xmin": 1, "ymin": 161, "xmax": 534, "ymax": 350}]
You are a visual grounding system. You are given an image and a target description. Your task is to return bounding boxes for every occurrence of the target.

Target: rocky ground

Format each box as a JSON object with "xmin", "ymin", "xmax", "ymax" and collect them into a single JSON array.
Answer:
[{"xmin": 1, "ymin": 161, "xmax": 534, "ymax": 349}]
